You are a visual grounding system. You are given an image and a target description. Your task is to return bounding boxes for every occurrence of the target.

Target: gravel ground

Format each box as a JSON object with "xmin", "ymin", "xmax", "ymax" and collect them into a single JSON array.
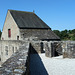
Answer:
[
  {"xmin": 39, "ymin": 53, "xmax": 75, "ymax": 75},
  {"xmin": 30, "ymin": 53, "xmax": 75, "ymax": 75}
]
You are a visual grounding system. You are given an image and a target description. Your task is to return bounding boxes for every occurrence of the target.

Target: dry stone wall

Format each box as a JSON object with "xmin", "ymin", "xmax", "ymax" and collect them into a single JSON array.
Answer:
[
  {"xmin": 44, "ymin": 41, "xmax": 75, "ymax": 58},
  {"xmin": 62, "ymin": 41, "xmax": 75, "ymax": 58},
  {"xmin": 0, "ymin": 40, "xmax": 25, "ymax": 63},
  {"xmin": 0, "ymin": 40, "xmax": 75, "ymax": 75},
  {"xmin": 44, "ymin": 42, "xmax": 52, "ymax": 57},
  {"xmin": 44, "ymin": 41, "xmax": 62, "ymax": 57},
  {"xmin": 30, "ymin": 41, "xmax": 42, "ymax": 53},
  {"xmin": 0, "ymin": 42, "xmax": 30, "ymax": 75}
]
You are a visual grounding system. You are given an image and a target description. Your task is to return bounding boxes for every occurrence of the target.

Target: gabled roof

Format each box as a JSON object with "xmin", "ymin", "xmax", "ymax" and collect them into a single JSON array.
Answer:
[{"xmin": 9, "ymin": 10, "xmax": 50, "ymax": 29}]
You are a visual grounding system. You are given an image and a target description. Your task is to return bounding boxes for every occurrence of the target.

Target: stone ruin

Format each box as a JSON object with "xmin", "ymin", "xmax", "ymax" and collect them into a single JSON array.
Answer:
[
  {"xmin": 0, "ymin": 42, "xmax": 30, "ymax": 75},
  {"xmin": 0, "ymin": 40, "xmax": 75, "ymax": 74},
  {"xmin": 44, "ymin": 41, "xmax": 75, "ymax": 58},
  {"xmin": 62, "ymin": 41, "xmax": 75, "ymax": 58}
]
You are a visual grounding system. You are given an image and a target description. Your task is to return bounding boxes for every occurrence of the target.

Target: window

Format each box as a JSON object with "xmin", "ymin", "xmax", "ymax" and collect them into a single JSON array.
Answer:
[
  {"xmin": 17, "ymin": 36, "xmax": 19, "ymax": 40},
  {"xmin": 8, "ymin": 29, "xmax": 11, "ymax": 37},
  {"xmin": 12, "ymin": 47, "xmax": 14, "ymax": 53},
  {"xmin": 5, "ymin": 46, "xmax": 8, "ymax": 55}
]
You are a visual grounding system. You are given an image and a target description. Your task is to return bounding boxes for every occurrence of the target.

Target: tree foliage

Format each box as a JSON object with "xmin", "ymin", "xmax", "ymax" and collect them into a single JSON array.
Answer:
[
  {"xmin": 53, "ymin": 30, "xmax": 61, "ymax": 37},
  {"xmin": 53, "ymin": 29, "xmax": 75, "ymax": 41}
]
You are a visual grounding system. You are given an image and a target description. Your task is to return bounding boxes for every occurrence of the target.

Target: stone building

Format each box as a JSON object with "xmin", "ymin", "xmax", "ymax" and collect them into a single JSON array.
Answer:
[
  {"xmin": 0, "ymin": 9, "xmax": 60, "ymax": 63},
  {"xmin": 0, "ymin": 10, "xmax": 75, "ymax": 75},
  {"xmin": 1, "ymin": 10, "xmax": 60, "ymax": 41}
]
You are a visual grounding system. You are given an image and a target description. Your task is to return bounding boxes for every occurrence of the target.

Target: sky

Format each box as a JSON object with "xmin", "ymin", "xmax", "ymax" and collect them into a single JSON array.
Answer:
[{"xmin": 0, "ymin": 0, "xmax": 75, "ymax": 31}]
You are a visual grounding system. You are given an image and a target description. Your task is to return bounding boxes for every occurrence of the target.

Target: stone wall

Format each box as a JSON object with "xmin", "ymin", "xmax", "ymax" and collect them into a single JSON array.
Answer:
[
  {"xmin": 30, "ymin": 41, "xmax": 62, "ymax": 57},
  {"xmin": 0, "ymin": 40, "xmax": 75, "ymax": 74},
  {"xmin": 0, "ymin": 40, "xmax": 25, "ymax": 63},
  {"xmin": 44, "ymin": 42, "xmax": 52, "ymax": 57},
  {"xmin": 0, "ymin": 42, "xmax": 30, "ymax": 75},
  {"xmin": 1, "ymin": 10, "xmax": 20, "ymax": 40},
  {"xmin": 29, "ymin": 41, "xmax": 62, "ymax": 57},
  {"xmin": 30, "ymin": 41, "xmax": 42, "ymax": 53},
  {"xmin": 44, "ymin": 41, "xmax": 75, "ymax": 58},
  {"xmin": 44, "ymin": 41, "xmax": 62, "ymax": 57},
  {"xmin": 62, "ymin": 41, "xmax": 75, "ymax": 58}
]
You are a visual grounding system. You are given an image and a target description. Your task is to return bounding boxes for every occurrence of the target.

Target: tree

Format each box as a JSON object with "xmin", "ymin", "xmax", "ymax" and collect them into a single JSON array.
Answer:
[
  {"xmin": 72, "ymin": 29, "xmax": 75, "ymax": 34},
  {"xmin": 53, "ymin": 30, "xmax": 61, "ymax": 37},
  {"xmin": 68, "ymin": 30, "xmax": 72, "ymax": 34},
  {"xmin": 60, "ymin": 30, "xmax": 69, "ymax": 40},
  {"xmin": 71, "ymin": 33, "xmax": 75, "ymax": 40},
  {"xmin": 53, "ymin": 29, "xmax": 75, "ymax": 40}
]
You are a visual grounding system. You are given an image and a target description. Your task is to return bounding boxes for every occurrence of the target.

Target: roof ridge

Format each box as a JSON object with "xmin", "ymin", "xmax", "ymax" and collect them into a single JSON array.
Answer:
[{"xmin": 8, "ymin": 9, "xmax": 34, "ymax": 14}]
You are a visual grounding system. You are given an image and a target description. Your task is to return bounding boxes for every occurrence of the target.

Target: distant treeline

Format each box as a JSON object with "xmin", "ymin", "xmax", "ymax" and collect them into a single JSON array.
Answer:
[{"xmin": 53, "ymin": 29, "xmax": 75, "ymax": 41}]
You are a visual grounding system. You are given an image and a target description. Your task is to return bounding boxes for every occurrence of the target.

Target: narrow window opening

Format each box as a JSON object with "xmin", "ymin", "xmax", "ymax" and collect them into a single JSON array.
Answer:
[
  {"xmin": 5, "ymin": 46, "xmax": 8, "ymax": 55},
  {"xmin": 17, "ymin": 36, "xmax": 19, "ymax": 40},
  {"xmin": 12, "ymin": 47, "xmax": 14, "ymax": 53},
  {"xmin": 8, "ymin": 29, "xmax": 11, "ymax": 38}
]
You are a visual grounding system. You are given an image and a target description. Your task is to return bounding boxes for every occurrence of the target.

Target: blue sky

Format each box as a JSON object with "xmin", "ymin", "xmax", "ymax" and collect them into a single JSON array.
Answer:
[{"xmin": 0, "ymin": 0, "xmax": 75, "ymax": 31}]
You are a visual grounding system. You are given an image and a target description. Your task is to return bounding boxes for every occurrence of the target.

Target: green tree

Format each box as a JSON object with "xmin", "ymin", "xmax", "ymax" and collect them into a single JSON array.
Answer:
[
  {"xmin": 68, "ymin": 30, "xmax": 72, "ymax": 34},
  {"xmin": 60, "ymin": 30, "xmax": 69, "ymax": 40},
  {"xmin": 53, "ymin": 30, "xmax": 61, "ymax": 37},
  {"xmin": 53, "ymin": 29, "xmax": 75, "ymax": 40},
  {"xmin": 71, "ymin": 33, "xmax": 75, "ymax": 40},
  {"xmin": 72, "ymin": 29, "xmax": 75, "ymax": 34}
]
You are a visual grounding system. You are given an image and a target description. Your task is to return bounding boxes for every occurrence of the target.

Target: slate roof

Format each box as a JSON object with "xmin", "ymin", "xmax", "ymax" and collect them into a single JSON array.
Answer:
[
  {"xmin": 9, "ymin": 10, "xmax": 50, "ymax": 29},
  {"xmin": 20, "ymin": 29, "xmax": 60, "ymax": 40}
]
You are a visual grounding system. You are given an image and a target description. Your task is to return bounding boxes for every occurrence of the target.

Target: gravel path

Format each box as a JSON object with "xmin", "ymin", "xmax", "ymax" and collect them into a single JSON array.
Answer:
[
  {"xmin": 30, "ymin": 53, "xmax": 75, "ymax": 75},
  {"xmin": 39, "ymin": 54, "xmax": 75, "ymax": 75}
]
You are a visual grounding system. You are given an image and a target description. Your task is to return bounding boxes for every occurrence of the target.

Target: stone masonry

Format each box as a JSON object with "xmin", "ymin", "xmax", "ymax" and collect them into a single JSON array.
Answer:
[
  {"xmin": 44, "ymin": 41, "xmax": 75, "ymax": 58},
  {"xmin": 62, "ymin": 41, "xmax": 75, "ymax": 58},
  {"xmin": 0, "ymin": 40, "xmax": 26, "ymax": 63},
  {"xmin": 0, "ymin": 40, "xmax": 75, "ymax": 75},
  {"xmin": 0, "ymin": 42, "xmax": 30, "ymax": 75}
]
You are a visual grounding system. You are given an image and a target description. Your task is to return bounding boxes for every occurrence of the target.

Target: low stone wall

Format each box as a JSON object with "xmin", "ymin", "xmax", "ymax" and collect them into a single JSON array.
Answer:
[
  {"xmin": 0, "ymin": 42, "xmax": 30, "ymax": 75},
  {"xmin": 44, "ymin": 42, "xmax": 52, "ymax": 57},
  {"xmin": 62, "ymin": 41, "xmax": 75, "ymax": 58},
  {"xmin": 30, "ymin": 41, "xmax": 75, "ymax": 58},
  {"xmin": 30, "ymin": 41, "xmax": 49, "ymax": 54},
  {"xmin": 30, "ymin": 41, "xmax": 42, "ymax": 53},
  {"xmin": 0, "ymin": 40, "xmax": 75, "ymax": 75},
  {"xmin": 44, "ymin": 41, "xmax": 75, "ymax": 58},
  {"xmin": 0, "ymin": 40, "xmax": 25, "ymax": 63},
  {"xmin": 30, "ymin": 41, "xmax": 62, "ymax": 57},
  {"xmin": 44, "ymin": 41, "xmax": 62, "ymax": 57}
]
